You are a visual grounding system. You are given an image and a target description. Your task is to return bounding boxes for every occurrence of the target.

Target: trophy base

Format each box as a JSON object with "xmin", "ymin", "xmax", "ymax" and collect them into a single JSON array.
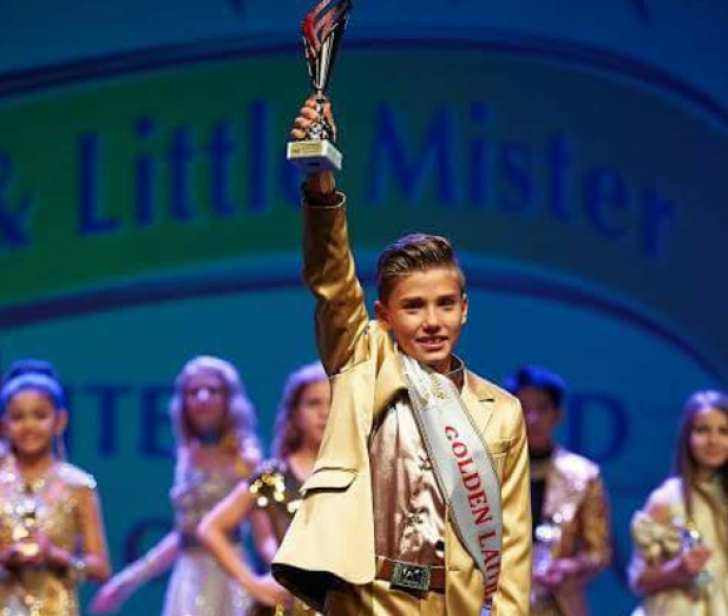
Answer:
[{"xmin": 287, "ymin": 140, "xmax": 342, "ymax": 172}]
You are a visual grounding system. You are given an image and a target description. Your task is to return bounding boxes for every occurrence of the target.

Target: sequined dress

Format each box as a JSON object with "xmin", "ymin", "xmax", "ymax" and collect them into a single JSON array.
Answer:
[
  {"xmin": 629, "ymin": 477, "xmax": 728, "ymax": 616},
  {"xmin": 248, "ymin": 459, "xmax": 316, "ymax": 616},
  {"xmin": 162, "ymin": 457, "xmax": 253, "ymax": 616},
  {"xmin": 0, "ymin": 456, "xmax": 96, "ymax": 616}
]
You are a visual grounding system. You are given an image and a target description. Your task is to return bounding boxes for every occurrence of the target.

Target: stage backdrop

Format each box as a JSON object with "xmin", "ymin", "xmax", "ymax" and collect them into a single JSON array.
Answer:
[{"xmin": 1, "ymin": 1, "xmax": 727, "ymax": 614}]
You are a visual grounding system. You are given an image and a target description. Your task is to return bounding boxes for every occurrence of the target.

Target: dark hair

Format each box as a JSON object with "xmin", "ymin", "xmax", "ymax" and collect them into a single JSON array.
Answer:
[
  {"xmin": 377, "ymin": 233, "xmax": 465, "ymax": 303},
  {"xmin": 504, "ymin": 365, "xmax": 567, "ymax": 409},
  {"xmin": 674, "ymin": 389, "xmax": 728, "ymax": 520}
]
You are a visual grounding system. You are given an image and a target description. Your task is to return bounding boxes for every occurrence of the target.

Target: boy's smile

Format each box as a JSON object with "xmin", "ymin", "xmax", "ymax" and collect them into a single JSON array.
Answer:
[{"xmin": 375, "ymin": 267, "xmax": 468, "ymax": 374}]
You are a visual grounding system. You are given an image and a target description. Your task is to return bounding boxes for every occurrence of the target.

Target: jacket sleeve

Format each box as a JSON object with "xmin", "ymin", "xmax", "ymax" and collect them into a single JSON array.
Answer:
[
  {"xmin": 303, "ymin": 196, "xmax": 370, "ymax": 375},
  {"xmin": 492, "ymin": 398, "xmax": 532, "ymax": 615},
  {"xmin": 573, "ymin": 473, "xmax": 612, "ymax": 582}
]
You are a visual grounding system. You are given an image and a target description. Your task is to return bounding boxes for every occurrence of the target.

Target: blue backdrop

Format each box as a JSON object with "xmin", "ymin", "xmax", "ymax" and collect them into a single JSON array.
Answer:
[{"xmin": 1, "ymin": 1, "xmax": 727, "ymax": 614}]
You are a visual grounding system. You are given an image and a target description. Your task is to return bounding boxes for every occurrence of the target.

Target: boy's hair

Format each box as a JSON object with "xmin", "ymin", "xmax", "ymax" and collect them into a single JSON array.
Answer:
[
  {"xmin": 377, "ymin": 233, "xmax": 466, "ymax": 302},
  {"xmin": 504, "ymin": 365, "xmax": 568, "ymax": 409}
]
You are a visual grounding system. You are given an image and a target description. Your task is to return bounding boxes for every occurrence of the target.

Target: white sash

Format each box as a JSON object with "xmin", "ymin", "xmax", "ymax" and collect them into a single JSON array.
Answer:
[{"xmin": 401, "ymin": 354, "xmax": 503, "ymax": 606}]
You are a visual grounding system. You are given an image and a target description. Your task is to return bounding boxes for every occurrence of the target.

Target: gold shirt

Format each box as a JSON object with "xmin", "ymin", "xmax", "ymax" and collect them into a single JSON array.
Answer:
[{"xmin": 370, "ymin": 393, "xmax": 447, "ymax": 568}]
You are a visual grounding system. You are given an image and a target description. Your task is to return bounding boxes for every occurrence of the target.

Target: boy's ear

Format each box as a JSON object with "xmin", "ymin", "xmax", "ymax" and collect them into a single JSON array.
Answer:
[
  {"xmin": 374, "ymin": 300, "xmax": 391, "ymax": 331},
  {"xmin": 54, "ymin": 409, "xmax": 69, "ymax": 436},
  {"xmin": 461, "ymin": 293, "xmax": 469, "ymax": 325}
]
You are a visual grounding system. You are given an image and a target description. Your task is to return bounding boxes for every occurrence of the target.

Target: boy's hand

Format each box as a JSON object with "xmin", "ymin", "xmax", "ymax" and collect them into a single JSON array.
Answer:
[
  {"xmin": 291, "ymin": 97, "xmax": 337, "ymax": 196},
  {"xmin": 289, "ymin": 95, "xmax": 337, "ymax": 142}
]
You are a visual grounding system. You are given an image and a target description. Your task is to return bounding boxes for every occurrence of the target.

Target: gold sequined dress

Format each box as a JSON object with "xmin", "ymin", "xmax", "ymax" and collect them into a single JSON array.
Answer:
[
  {"xmin": 0, "ymin": 456, "xmax": 97, "ymax": 616},
  {"xmin": 248, "ymin": 460, "xmax": 317, "ymax": 616}
]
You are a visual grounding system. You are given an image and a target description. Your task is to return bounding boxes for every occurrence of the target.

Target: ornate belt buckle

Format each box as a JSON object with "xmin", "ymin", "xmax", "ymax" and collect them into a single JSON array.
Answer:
[{"xmin": 390, "ymin": 561, "xmax": 432, "ymax": 593}]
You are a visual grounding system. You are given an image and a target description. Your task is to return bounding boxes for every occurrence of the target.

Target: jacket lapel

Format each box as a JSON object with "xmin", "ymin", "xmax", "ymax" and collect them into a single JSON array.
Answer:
[
  {"xmin": 372, "ymin": 344, "xmax": 407, "ymax": 420},
  {"xmin": 462, "ymin": 371, "xmax": 494, "ymax": 435}
]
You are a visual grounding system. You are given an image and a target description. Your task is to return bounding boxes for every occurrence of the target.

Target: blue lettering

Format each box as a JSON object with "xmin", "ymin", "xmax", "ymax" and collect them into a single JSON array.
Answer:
[
  {"xmin": 135, "ymin": 117, "xmax": 157, "ymax": 227},
  {"xmin": 369, "ymin": 104, "xmax": 457, "ymax": 205},
  {"xmin": 546, "ymin": 134, "xmax": 573, "ymax": 221},
  {"xmin": 77, "ymin": 134, "xmax": 119, "ymax": 236},
  {"xmin": 141, "ymin": 385, "xmax": 174, "ymax": 458},
  {"xmin": 468, "ymin": 102, "xmax": 493, "ymax": 206},
  {"xmin": 168, "ymin": 127, "xmax": 198, "ymax": 221},
  {"xmin": 209, "ymin": 120, "xmax": 239, "ymax": 216},
  {"xmin": 642, "ymin": 190, "xmax": 675, "ymax": 259},
  {"xmin": 568, "ymin": 393, "xmax": 628, "ymax": 462},
  {"xmin": 0, "ymin": 153, "xmax": 33, "ymax": 248},
  {"xmin": 498, "ymin": 142, "xmax": 534, "ymax": 213},
  {"xmin": 585, "ymin": 167, "xmax": 630, "ymax": 240},
  {"xmin": 249, "ymin": 101, "xmax": 271, "ymax": 212},
  {"xmin": 86, "ymin": 384, "xmax": 131, "ymax": 457}
]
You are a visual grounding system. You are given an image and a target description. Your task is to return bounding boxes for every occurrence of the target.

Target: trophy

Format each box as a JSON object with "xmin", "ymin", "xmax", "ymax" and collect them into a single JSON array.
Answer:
[
  {"xmin": 12, "ymin": 494, "xmax": 41, "ymax": 560},
  {"xmin": 681, "ymin": 522, "xmax": 713, "ymax": 590},
  {"xmin": 286, "ymin": 0, "xmax": 353, "ymax": 172},
  {"xmin": 531, "ymin": 521, "xmax": 562, "ymax": 601}
]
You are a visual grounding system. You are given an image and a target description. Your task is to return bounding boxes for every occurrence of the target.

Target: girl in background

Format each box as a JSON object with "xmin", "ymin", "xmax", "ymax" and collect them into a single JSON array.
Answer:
[
  {"xmin": 198, "ymin": 362, "xmax": 330, "ymax": 616},
  {"xmin": 91, "ymin": 355, "xmax": 273, "ymax": 616},
  {"xmin": 629, "ymin": 389, "xmax": 728, "ymax": 616},
  {"xmin": 0, "ymin": 359, "xmax": 111, "ymax": 615}
]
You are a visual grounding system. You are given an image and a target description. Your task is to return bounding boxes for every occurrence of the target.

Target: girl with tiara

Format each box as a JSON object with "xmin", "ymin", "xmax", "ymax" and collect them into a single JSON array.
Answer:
[
  {"xmin": 629, "ymin": 390, "xmax": 728, "ymax": 616},
  {"xmin": 0, "ymin": 359, "xmax": 111, "ymax": 615},
  {"xmin": 197, "ymin": 361, "xmax": 330, "ymax": 616},
  {"xmin": 90, "ymin": 355, "xmax": 271, "ymax": 616}
]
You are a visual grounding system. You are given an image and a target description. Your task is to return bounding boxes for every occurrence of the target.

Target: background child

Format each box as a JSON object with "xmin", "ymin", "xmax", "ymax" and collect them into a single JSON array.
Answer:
[
  {"xmin": 0, "ymin": 359, "xmax": 111, "ymax": 616},
  {"xmin": 90, "ymin": 355, "xmax": 261, "ymax": 616},
  {"xmin": 628, "ymin": 390, "xmax": 728, "ymax": 616},
  {"xmin": 198, "ymin": 361, "xmax": 330, "ymax": 615}
]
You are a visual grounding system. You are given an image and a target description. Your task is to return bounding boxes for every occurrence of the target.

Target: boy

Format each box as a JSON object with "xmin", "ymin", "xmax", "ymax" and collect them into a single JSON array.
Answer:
[
  {"xmin": 272, "ymin": 99, "xmax": 531, "ymax": 615},
  {"xmin": 505, "ymin": 365, "xmax": 611, "ymax": 616}
]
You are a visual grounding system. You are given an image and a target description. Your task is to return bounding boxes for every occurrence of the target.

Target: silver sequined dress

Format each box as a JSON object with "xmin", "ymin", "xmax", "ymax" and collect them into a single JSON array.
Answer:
[{"xmin": 161, "ymin": 455, "xmax": 252, "ymax": 616}]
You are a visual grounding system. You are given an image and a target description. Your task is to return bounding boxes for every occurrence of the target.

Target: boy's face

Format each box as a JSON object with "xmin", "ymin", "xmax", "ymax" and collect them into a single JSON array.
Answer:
[
  {"xmin": 517, "ymin": 386, "xmax": 561, "ymax": 453},
  {"xmin": 375, "ymin": 267, "xmax": 468, "ymax": 374}
]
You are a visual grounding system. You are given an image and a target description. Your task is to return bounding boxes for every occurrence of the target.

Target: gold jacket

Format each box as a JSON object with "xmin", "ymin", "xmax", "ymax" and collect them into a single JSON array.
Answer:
[
  {"xmin": 536, "ymin": 448, "xmax": 612, "ymax": 616},
  {"xmin": 272, "ymin": 198, "xmax": 532, "ymax": 615}
]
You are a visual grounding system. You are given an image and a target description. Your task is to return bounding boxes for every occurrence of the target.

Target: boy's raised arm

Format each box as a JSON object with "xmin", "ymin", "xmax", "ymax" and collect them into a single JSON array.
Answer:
[{"xmin": 292, "ymin": 100, "xmax": 369, "ymax": 375}]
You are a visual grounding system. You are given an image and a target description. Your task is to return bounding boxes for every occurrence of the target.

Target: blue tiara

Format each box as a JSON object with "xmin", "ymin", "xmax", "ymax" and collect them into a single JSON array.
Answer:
[{"xmin": 0, "ymin": 373, "xmax": 66, "ymax": 414}]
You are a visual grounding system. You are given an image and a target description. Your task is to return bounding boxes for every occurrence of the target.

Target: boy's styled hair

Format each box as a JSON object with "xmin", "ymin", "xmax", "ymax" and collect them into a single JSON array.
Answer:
[{"xmin": 377, "ymin": 233, "xmax": 466, "ymax": 302}]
